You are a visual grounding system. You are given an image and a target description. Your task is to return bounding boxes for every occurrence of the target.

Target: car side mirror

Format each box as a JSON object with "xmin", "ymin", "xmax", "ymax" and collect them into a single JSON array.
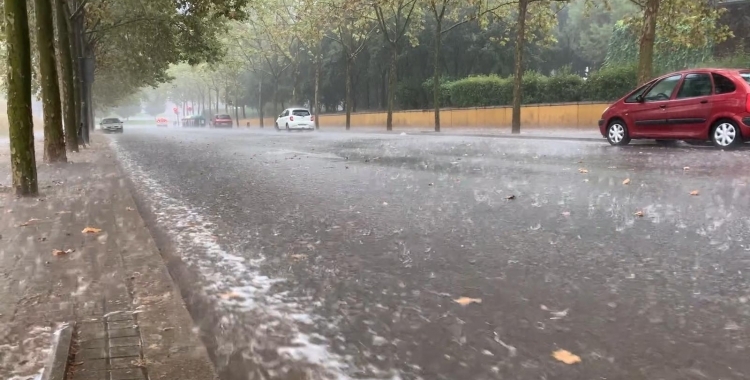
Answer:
[{"xmin": 636, "ymin": 95, "xmax": 645, "ymax": 103}]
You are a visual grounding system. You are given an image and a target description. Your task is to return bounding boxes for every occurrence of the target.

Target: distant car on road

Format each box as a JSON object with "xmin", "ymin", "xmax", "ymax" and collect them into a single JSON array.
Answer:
[
  {"xmin": 275, "ymin": 108, "xmax": 315, "ymax": 131},
  {"xmin": 211, "ymin": 114, "xmax": 233, "ymax": 128},
  {"xmin": 156, "ymin": 117, "xmax": 169, "ymax": 127},
  {"xmin": 600, "ymin": 68, "xmax": 750, "ymax": 149},
  {"xmin": 100, "ymin": 117, "xmax": 123, "ymax": 133}
]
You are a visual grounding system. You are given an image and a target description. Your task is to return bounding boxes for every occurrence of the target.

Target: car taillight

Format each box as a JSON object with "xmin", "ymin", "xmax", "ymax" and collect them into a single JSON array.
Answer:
[
  {"xmin": 290, "ymin": 116, "xmax": 294, "ymax": 121},
  {"xmin": 311, "ymin": 115, "xmax": 315, "ymax": 121}
]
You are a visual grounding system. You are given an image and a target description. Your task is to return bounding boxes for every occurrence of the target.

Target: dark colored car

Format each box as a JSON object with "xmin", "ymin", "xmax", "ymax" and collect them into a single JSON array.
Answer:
[
  {"xmin": 599, "ymin": 68, "xmax": 750, "ymax": 149},
  {"xmin": 211, "ymin": 114, "xmax": 233, "ymax": 128}
]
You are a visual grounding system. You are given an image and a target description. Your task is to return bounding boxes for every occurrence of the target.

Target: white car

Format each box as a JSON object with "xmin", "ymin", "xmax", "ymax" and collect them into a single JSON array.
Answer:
[
  {"xmin": 275, "ymin": 108, "xmax": 315, "ymax": 131},
  {"xmin": 100, "ymin": 117, "xmax": 123, "ymax": 133}
]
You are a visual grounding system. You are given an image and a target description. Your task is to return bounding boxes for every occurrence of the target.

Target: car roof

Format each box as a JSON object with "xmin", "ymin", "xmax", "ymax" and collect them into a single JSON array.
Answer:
[
  {"xmin": 287, "ymin": 108, "xmax": 310, "ymax": 111},
  {"xmin": 662, "ymin": 68, "xmax": 746, "ymax": 76}
]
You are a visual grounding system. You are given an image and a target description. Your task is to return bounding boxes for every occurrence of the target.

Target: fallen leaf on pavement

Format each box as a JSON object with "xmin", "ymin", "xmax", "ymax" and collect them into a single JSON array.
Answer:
[
  {"xmin": 578, "ymin": 168, "xmax": 589, "ymax": 174},
  {"xmin": 19, "ymin": 218, "xmax": 41, "ymax": 227},
  {"xmin": 634, "ymin": 210, "xmax": 644, "ymax": 217},
  {"xmin": 553, "ymin": 349, "xmax": 581, "ymax": 364},
  {"xmin": 683, "ymin": 167, "xmax": 690, "ymax": 171},
  {"xmin": 290, "ymin": 254, "xmax": 308, "ymax": 261},
  {"xmin": 81, "ymin": 227, "xmax": 102, "ymax": 234},
  {"xmin": 561, "ymin": 211, "xmax": 570, "ymax": 216},
  {"xmin": 505, "ymin": 195, "xmax": 516, "ymax": 200},
  {"xmin": 52, "ymin": 249, "xmax": 66, "ymax": 256},
  {"xmin": 690, "ymin": 190, "xmax": 700, "ymax": 196},
  {"xmin": 454, "ymin": 297, "xmax": 482, "ymax": 306},
  {"xmin": 126, "ymin": 207, "xmax": 135, "ymax": 211},
  {"xmin": 55, "ymin": 211, "xmax": 71, "ymax": 215},
  {"xmin": 219, "ymin": 291, "xmax": 242, "ymax": 300},
  {"xmin": 622, "ymin": 178, "xmax": 631, "ymax": 185}
]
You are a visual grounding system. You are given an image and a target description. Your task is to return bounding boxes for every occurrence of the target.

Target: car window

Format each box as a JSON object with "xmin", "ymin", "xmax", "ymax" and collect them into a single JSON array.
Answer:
[
  {"xmin": 292, "ymin": 110, "xmax": 310, "ymax": 117},
  {"xmin": 676, "ymin": 73, "xmax": 712, "ymax": 99},
  {"xmin": 643, "ymin": 75, "xmax": 682, "ymax": 102},
  {"xmin": 741, "ymin": 72, "xmax": 750, "ymax": 84},
  {"xmin": 713, "ymin": 73, "xmax": 736, "ymax": 94},
  {"xmin": 216, "ymin": 114, "xmax": 231, "ymax": 119},
  {"xmin": 625, "ymin": 81, "xmax": 654, "ymax": 103},
  {"xmin": 102, "ymin": 118, "xmax": 121, "ymax": 123},
  {"xmin": 282, "ymin": 110, "xmax": 289, "ymax": 117}
]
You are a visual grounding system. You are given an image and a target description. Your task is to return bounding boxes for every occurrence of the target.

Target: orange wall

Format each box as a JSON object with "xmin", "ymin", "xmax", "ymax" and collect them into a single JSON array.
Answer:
[{"xmin": 239, "ymin": 102, "xmax": 610, "ymax": 130}]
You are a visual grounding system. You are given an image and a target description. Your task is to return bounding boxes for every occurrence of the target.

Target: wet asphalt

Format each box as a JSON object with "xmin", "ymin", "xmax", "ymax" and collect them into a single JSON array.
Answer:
[{"xmin": 111, "ymin": 127, "xmax": 750, "ymax": 380}]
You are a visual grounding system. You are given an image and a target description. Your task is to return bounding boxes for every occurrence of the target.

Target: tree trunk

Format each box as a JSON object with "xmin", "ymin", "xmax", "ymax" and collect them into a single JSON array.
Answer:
[
  {"xmin": 55, "ymin": 0, "xmax": 77, "ymax": 152},
  {"xmin": 71, "ymin": 35, "xmax": 82, "ymax": 145},
  {"xmin": 35, "ymin": 0, "xmax": 66, "ymax": 163},
  {"xmin": 433, "ymin": 20, "xmax": 442, "ymax": 132},
  {"xmin": 207, "ymin": 88, "xmax": 212, "ymax": 117},
  {"xmin": 345, "ymin": 56, "xmax": 353, "ymax": 130},
  {"xmin": 234, "ymin": 92, "xmax": 239, "ymax": 127},
  {"xmin": 386, "ymin": 45, "xmax": 397, "ymax": 131},
  {"xmin": 511, "ymin": 0, "xmax": 528, "ymax": 135},
  {"xmin": 258, "ymin": 78, "xmax": 264, "ymax": 128},
  {"xmin": 291, "ymin": 59, "xmax": 301, "ymax": 106},
  {"xmin": 215, "ymin": 88, "xmax": 219, "ymax": 113},
  {"xmin": 314, "ymin": 49, "xmax": 322, "ymax": 130},
  {"xmin": 637, "ymin": 0, "xmax": 659, "ymax": 85},
  {"xmin": 5, "ymin": 0, "xmax": 39, "ymax": 196}
]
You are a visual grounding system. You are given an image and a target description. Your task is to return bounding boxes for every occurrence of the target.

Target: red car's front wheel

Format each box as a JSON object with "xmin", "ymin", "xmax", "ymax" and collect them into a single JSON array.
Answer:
[{"xmin": 607, "ymin": 120, "xmax": 631, "ymax": 146}]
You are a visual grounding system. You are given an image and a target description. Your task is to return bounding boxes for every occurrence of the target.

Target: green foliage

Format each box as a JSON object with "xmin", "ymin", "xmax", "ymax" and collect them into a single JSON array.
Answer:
[
  {"xmin": 546, "ymin": 73, "xmax": 584, "ymax": 102},
  {"xmin": 604, "ymin": 21, "xmax": 715, "ymax": 74},
  {"xmin": 418, "ymin": 67, "xmax": 633, "ymax": 108},
  {"xmin": 582, "ymin": 64, "xmax": 637, "ymax": 101},
  {"xmin": 448, "ymin": 75, "xmax": 511, "ymax": 107}
]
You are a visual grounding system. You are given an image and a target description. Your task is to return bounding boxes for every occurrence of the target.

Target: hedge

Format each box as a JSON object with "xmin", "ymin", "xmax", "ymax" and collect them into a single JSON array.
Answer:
[{"xmin": 402, "ymin": 65, "xmax": 638, "ymax": 109}]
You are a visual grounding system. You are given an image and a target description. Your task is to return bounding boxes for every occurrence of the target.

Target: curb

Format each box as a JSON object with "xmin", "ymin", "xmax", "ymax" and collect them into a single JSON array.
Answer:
[
  {"xmin": 41, "ymin": 322, "xmax": 75, "ymax": 380},
  {"xmin": 412, "ymin": 131, "xmax": 603, "ymax": 142}
]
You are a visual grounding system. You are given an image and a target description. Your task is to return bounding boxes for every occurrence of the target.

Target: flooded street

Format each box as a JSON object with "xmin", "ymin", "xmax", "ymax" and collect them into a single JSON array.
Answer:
[{"xmin": 111, "ymin": 127, "xmax": 750, "ymax": 380}]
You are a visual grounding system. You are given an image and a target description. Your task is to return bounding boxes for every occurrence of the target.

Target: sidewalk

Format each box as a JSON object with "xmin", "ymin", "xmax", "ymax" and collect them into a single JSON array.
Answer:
[{"xmin": 0, "ymin": 136, "xmax": 215, "ymax": 380}]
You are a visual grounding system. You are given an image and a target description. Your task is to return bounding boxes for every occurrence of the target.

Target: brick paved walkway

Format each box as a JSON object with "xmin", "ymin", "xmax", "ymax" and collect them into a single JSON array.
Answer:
[{"xmin": 0, "ymin": 136, "xmax": 215, "ymax": 380}]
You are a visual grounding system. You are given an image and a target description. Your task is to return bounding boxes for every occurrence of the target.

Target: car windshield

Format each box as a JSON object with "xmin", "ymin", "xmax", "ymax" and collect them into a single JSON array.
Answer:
[{"xmin": 5, "ymin": 2, "xmax": 750, "ymax": 380}]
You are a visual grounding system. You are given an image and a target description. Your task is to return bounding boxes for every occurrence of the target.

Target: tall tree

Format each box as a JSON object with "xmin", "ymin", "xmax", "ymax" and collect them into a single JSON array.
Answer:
[
  {"xmin": 5, "ymin": 0, "xmax": 39, "ymax": 196},
  {"xmin": 35, "ymin": 0, "xmax": 67, "ymax": 162},
  {"xmin": 329, "ymin": 1, "xmax": 376, "ymax": 130},
  {"xmin": 55, "ymin": 0, "xmax": 78, "ymax": 151},
  {"xmin": 629, "ymin": 0, "xmax": 731, "ymax": 85},
  {"xmin": 427, "ymin": 0, "xmax": 512, "ymax": 132},
  {"xmin": 511, "ymin": 0, "xmax": 563, "ymax": 134},
  {"xmin": 374, "ymin": 0, "xmax": 421, "ymax": 131}
]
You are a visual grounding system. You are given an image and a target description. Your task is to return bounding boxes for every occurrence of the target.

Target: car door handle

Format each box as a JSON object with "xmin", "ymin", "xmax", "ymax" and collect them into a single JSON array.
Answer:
[
  {"xmin": 659, "ymin": 105, "xmax": 667, "ymax": 109},
  {"xmin": 700, "ymin": 100, "xmax": 708, "ymax": 104}
]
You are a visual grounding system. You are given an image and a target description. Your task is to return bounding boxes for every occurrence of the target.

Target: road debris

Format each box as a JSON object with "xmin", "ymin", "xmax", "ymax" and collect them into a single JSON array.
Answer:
[{"xmin": 553, "ymin": 349, "xmax": 581, "ymax": 364}]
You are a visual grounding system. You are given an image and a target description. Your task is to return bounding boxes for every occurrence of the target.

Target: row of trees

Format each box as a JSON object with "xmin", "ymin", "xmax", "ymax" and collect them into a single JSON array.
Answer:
[
  {"xmin": 157, "ymin": 0, "xmax": 733, "ymax": 134},
  {"xmin": 4, "ymin": 0, "xmax": 738, "ymax": 195},
  {"xmin": 3, "ymin": 0, "xmax": 249, "ymax": 196}
]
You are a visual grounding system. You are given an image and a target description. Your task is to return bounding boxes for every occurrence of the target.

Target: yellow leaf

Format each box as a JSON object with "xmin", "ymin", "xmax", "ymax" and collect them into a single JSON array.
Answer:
[
  {"xmin": 578, "ymin": 168, "xmax": 589, "ymax": 174},
  {"xmin": 634, "ymin": 210, "xmax": 644, "ymax": 217},
  {"xmin": 19, "ymin": 218, "xmax": 41, "ymax": 227},
  {"xmin": 52, "ymin": 249, "xmax": 66, "ymax": 256},
  {"xmin": 290, "ymin": 254, "xmax": 308, "ymax": 261},
  {"xmin": 622, "ymin": 178, "xmax": 631, "ymax": 185},
  {"xmin": 219, "ymin": 291, "xmax": 241, "ymax": 300},
  {"xmin": 82, "ymin": 227, "xmax": 102, "ymax": 234},
  {"xmin": 454, "ymin": 297, "xmax": 482, "ymax": 306},
  {"xmin": 690, "ymin": 190, "xmax": 700, "ymax": 196},
  {"xmin": 683, "ymin": 167, "xmax": 690, "ymax": 171},
  {"xmin": 552, "ymin": 349, "xmax": 581, "ymax": 364}
]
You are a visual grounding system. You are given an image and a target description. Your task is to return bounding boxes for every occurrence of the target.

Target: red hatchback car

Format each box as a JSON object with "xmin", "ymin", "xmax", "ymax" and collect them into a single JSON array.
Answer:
[
  {"xmin": 599, "ymin": 68, "xmax": 750, "ymax": 148},
  {"xmin": 211, "ymin": 114, "xmax": 233, "ymax": 128}
]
